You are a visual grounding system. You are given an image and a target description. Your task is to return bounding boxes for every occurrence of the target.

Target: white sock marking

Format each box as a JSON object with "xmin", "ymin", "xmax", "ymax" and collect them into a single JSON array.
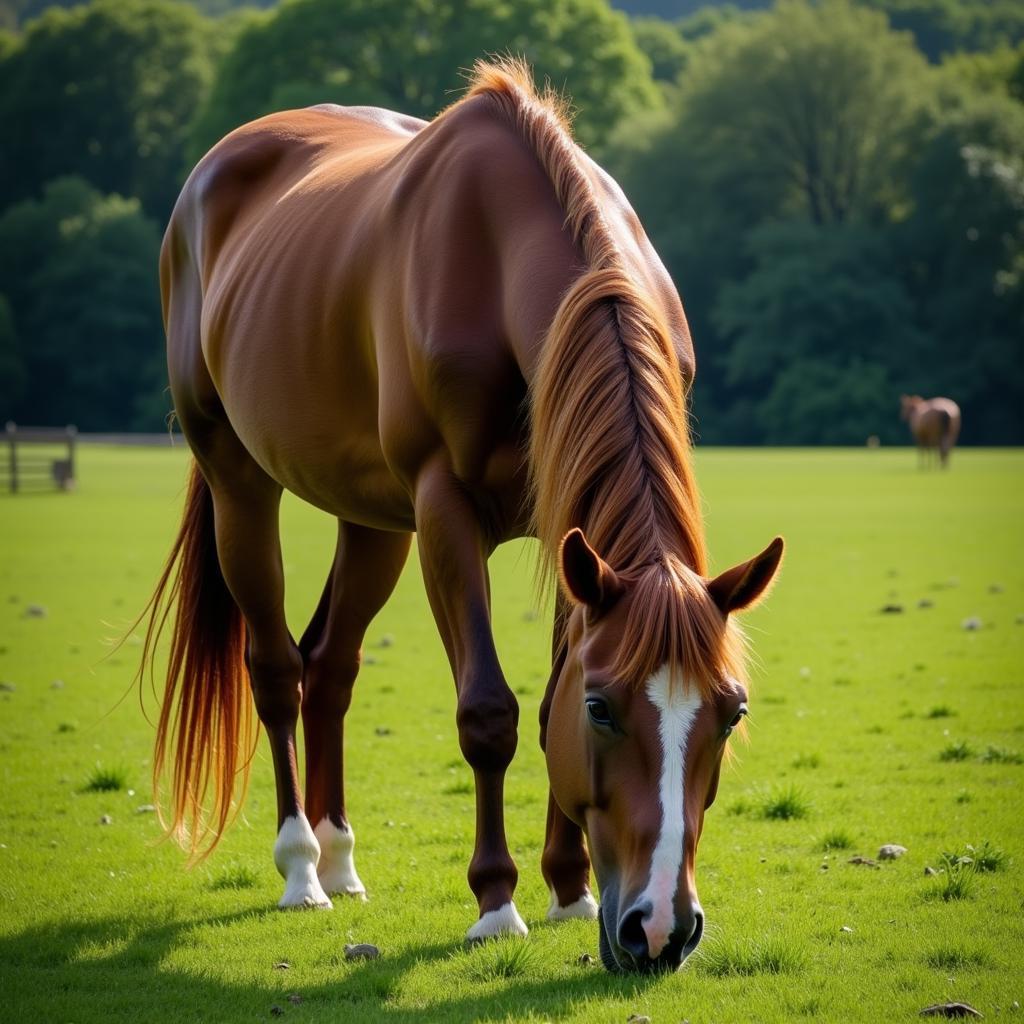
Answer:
[
  {"xmin": 639, "ymin": 665, "xmax": 702, "ymax": 957},
  {"xmin": 466, "ymin": 901, "xmax": 529, "ymax": 941},
  {"xmin": 314, "ymin": 817, "xmax": 366, "ymax": 898},
  {"xmin": 547, "ymin": 887, "xmax": 599, "ymax": 921},
  {"xmin": 274, "ymin": 813, "xmax": 332, "ymax": 909}
]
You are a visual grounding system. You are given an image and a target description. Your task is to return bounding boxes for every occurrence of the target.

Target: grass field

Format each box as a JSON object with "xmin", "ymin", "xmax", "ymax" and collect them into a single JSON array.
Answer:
[{"xmin": 1, "ymin": 445, "xmax": 1022, "ymax": 1023}]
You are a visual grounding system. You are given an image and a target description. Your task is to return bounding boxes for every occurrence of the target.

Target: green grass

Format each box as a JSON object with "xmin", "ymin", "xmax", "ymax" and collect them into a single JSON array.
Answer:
[
  {"xmin": 759, "ymin": 784, "xmax": 811, "ymax": 820},
  {"xmin": 939, "ymin": 740, "xmax": 974, "ymax": 762},
  {"xmin": 82, "ymin": 762, "xmax": 130, "ymax": 793},
  {"xmin": 1, "ymin": 445, "xmax": 1022, "ymax": 1023}
]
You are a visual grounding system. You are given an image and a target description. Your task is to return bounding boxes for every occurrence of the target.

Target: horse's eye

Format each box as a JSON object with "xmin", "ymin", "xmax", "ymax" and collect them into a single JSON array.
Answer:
[
  {"xmin": 585, "ymin": 696, "xmax": 614, "ymax": 728},
  {"xmin": 724, "ymin": 704, "xmax": 748, "ymax": 738}
]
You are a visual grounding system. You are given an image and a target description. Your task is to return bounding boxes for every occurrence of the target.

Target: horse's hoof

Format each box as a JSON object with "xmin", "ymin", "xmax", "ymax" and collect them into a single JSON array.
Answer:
[
  {"xmin": 278, "ymin": 877, "xmax": 333, "ymax": 910},
  {"xmin": 546, "ymin": 889, "xmax": 599, "ymax": 922},
  {"xmin": 322, "ymin": 883, "xmax": 368, "ymax": 901},
  {"xmin": 466, "ymin": 901, "xmax": 529, "ymax": 942},
  {"xmin": 314, "ymin": 818, "xmax": 366, "ymax": 901}
]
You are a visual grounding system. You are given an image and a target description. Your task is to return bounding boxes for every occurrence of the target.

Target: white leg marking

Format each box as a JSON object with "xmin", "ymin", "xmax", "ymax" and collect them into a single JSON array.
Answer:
[
  {"xmin": 314, "ymin": 817, "xmax": 366, "ymax": 899},
  {"xmin": 466, "ymin": 901, "xmax": 529, "ymax": 941},
  {"xmin": 639, "ymin": 666, "xmax": 702, "ymax": 957},
  {"xmin": 547, "ymin": 887, "xmax": 599, "ymax": 921},
  {"xmin": 274, "ymin": 813, "xmax": 333, "ymax": 909}
]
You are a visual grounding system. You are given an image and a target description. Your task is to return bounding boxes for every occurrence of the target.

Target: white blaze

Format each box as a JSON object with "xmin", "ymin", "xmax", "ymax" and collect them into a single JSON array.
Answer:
[{"xmin": 638, "ymin": 665, "xmax": 702, "ymax": 957}]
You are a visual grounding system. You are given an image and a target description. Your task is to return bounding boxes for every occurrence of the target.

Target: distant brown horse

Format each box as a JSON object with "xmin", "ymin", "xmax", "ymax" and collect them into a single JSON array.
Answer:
[
  {"xmin": 141, "ymin": 59, "xmax": 783, "ymax": 973},
  {"xmin": 901, "ymin": 395, "xmax": 961, "ymax": 468}
]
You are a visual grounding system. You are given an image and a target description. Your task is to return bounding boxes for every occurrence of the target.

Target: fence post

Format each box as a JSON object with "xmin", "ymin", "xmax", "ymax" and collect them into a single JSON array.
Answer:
[{"xmin": 5, "ymin": 421, "xmax": 16, "ymax": 495}]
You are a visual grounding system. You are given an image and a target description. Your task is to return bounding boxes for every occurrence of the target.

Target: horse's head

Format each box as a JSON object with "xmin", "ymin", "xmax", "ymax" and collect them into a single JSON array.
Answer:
[
  {"xmin": 900, "ymin": 394, "xmax": 923, "ymax": 420},
  {"xmin": 544, "ymin": 529, "xmax": 783, "ymax": 973}
]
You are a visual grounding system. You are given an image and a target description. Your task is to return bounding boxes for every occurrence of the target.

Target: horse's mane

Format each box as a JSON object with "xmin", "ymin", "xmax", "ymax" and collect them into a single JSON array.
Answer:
[{"xmin": 464, "ymin": 58, "xmax": 745, "ymax": 697}]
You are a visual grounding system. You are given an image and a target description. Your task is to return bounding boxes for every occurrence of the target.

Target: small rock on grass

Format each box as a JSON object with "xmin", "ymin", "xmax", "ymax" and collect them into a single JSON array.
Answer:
[
  {"xmin": 918, "ymin": 598, "xmax": 934, "ymax": 609},
  {"xmin": 272, "ymin": 961, "xmax": 290, "ymax": 970},
  {"xmin": 919, "ymin": 1002, "xmax": 982, "ymax": 1018},
  {"xmin": 344, "ymin": 943, "xmax": 380, "ymax": 960},
  {"xmin": 878, "ymin": 844, "xmax": 907, "ymax": 860},
  {"xmin": 627, "ymin": 1016, "xmax": 651, "ymax": 1024},
  {"xmin": 135, "ymin": 804, "xmax": 156, "ymax": 814},
  {"xmin": 270, "ymin": 1007, "xmax": 284, "ymax": 1018},
  {"xmin": 924, "ymin": 866, "xmax": 938, "ymax": 877},
  {"xmin": 988, "ymin": 583, "xmax": 1004, "ymax": 594},
  {"xmin": 840, "ymin": 925, "xmax": 853, "ymax": 933},
  {"xmin": 848, "ymin": 856, "xmax": 880, "ymax": 869},
  {"xmin": 881, "ymin": 604, "xmax": 904, "ymax": 614},
  {"xmin": 23, "ymin": 604, "xmax": 47, "ymax": 618},
  {"xmin": 961, "ymin": 616, "xmax": 982, "ymax": 631},
  {"xmin": 578, "ymin": 953, "xmax": 595, "ymax": 966},
  {"xmin": 50, "ymin": 679, "xmax": 64, "ymax": 689},
  {"xmin": 99, "ymin": 814, "xmax": 113, "ymax": 825},
  {"xmin": 0, "ymin": 682, "xmax": 15, "ymax": 692},
  {"xmin": 286, "ymin": 994, "xmax": 303, "ymax": 1005}
]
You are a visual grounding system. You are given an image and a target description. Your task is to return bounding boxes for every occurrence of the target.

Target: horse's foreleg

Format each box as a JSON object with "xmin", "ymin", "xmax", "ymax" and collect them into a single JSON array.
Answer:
[
  {"xmin": 300, "ymin": 522, "xmax": 411, "ymax": 899},
  {"xmin": 414, "ymin": 460, "xmax": 525, "ymax": 941},
  {"xmin": 208, "ymin": 468, "xmax": 330, "ymax": 910},
  {"xmin": 539, "ymin": 594, "xmax": 597, "ymax": 921}
]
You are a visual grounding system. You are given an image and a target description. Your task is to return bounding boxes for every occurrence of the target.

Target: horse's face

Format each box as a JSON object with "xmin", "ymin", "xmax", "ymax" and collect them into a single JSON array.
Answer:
[
  {"xmin": 545, "ymin": 530, "xmax": 783, "ymax": 974},
  {"xmin": 900, "ymin": 394, "xmax": 923, "ymax": 420}
]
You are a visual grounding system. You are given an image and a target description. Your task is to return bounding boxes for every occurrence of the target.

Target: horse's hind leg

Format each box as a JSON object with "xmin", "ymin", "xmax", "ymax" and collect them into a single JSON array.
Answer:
[
  {"xmin": 300, "ymin": 521, "xmax": 411, "ymax": 898},
  {"xmin": 198, "ymin": 443, "xmax": 331, "ymax": 910}
]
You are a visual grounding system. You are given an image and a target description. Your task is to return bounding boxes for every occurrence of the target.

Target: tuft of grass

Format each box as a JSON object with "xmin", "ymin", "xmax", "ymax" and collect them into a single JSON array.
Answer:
[
  {"xmin": 456, "ymin": 938, "xmax": 539, "ymax": 981},
  {"xmin": 442, "ymin": 780, "xmax": 473, "ymax": 796},
  {"xmin": 694, "ymin": 935, "xmax": 805, "ymax": 977},
  {"xmin": 925, "ymin": 705, "xmax": 956, "ymax": 719},
  {"xmin": 939, "ymin": 741, "xmax": 973, "ymax": 762},
  {"xmin": 820, "ymin": 829, "xmax": 854, "ymax": 851},
  {"xmin": 980, "ymin": 745, "xmax": 1023, "ymax": 765},
  {"xmin": 924, "ymin": 945, "xmax": 993, "ymax": 970},
  {"xmin": 56, "ymin": 722, "xmax": 76, "ymax": 733},
  {"xmin": 943, "ymin": 841, "xmax": 1008, "ymax": 873},
  {"xmin": 209, "ymin": 864, "xmax": 259, "ymax": 891},
  {"xmin": 791, "ymin": 753, "xmax": 821, "ymax": 769},
  {"xmin": 760, "ymin": 784, "xmax": 811, "ymax": 821},
  {"xmin": 83, "ymin": 763, "xmax": 129, "ymax": 793},
  {"xmin": 927, "ymin": 852, "xmax": 978, "ymax": 902}
]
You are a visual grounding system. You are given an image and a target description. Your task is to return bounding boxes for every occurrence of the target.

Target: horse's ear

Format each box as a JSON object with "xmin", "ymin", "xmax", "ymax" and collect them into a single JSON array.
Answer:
[
  {"xmin": 708, "ymin": 537, "xmax": 784, "ymax": 615},
  {"xmin": 559, "ymin": 529, "xmax": 623, "ymax": 612}
]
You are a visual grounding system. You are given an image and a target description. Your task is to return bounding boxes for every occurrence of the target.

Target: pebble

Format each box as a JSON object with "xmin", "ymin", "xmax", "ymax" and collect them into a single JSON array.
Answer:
[
  {"xmin": 270, "ymin": 1007, "xmax": 283, "ymax": 1018},
  {"xmin": 578, "ymin": 953, "xmax": 595, "ymax": 966},
  {"xmin": 23, "ymin": 604, "xmax": 47, "ymax": 618},
  {"xmin": 272, "ymin": 961, "xmax": 290, "ymax": 970},
  {"xmin": 918, "ymin": 598, "xmax": 934, "ymax": 609},
  {"xmin": 840, "ymin": 925, "xmax": 853, "ymax": 933},
  {"xmin": 626, "ymin": 1016, "xmax": 651, "ymax": 1024},
  {"xmin": 135, "ymin": 804, "xmax": 156, "ymax": 814},
  {"xmin": 50, "ymin": 679, "xmax": 64, "ymax": 689},
  {"xmin": 344, "ymin": 943, "xmax": 380, "ymax": 960},
  {"xmin": 362, "ymin": 654, "xmax": 378, "ymax": 665},
  {"xmin": 848, "ymin": 856, "xmax": 880, "ymax": 869},
  {"xmin": 0, "ymin": 682, "xmax": 15, "ymax": 692},
  {"xmin": 918, "ymin": 1002, "xmax": 982, "ymax": 1018},
  {"xmin": 961, "ymin": 616, "xmax": 982, "ymax": 631},
  {"xmin": 880, "ymin": 604, "xmax": 904, "ymax": 614},
  {"xmin": 377, "ymin": 634, "xmax": 394, "ymax": 648},
  {"xmin": 924, "ymin": 866, "xmax": 938, "ymax": 877},
  {"xmin": 374, "ymin": 727, "xmax": 392, "ymax": 737},
  {"xmin": 989, "ymin": 583, "xmax": 1004, "ymax": 594},
  {"xmin": 878, "ymin": 844, "xmax": 907, "ymax": 860},
  {"xmin": 99, "ymin": 814, "xmax": 113, "ymax": 825},
  {"xmin": 286, "ymin": 994, "xmax": 303, "ymax": 1005}
]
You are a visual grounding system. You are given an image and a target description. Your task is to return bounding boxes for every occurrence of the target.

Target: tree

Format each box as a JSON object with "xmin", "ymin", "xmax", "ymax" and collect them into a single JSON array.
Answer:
[
  {"xmin": 0, "ymin": 178, "xmax": 167, "ymax": 431},
  {"xmin": 632, "ymin": 15, "xmax": 690, "ymax": 83},
  {"xmin": 0, "ymin": 0, "xmax": 219, "ymax": 220},
  {"xmin": 189, "ymin": 0, "xmax": 662, "ymax": 158}
]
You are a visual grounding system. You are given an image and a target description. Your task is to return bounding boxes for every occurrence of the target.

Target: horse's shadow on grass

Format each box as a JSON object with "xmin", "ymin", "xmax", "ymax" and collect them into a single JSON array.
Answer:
[{"xmin": 3, "ymin": 907, "xmax": 664, "ymax": 1022}]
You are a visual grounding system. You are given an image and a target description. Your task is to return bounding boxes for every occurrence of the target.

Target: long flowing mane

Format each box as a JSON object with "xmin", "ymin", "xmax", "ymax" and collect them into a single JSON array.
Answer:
[{"xmin": 465, "ymin": 59, "xmax": 745, "ymax": 696}]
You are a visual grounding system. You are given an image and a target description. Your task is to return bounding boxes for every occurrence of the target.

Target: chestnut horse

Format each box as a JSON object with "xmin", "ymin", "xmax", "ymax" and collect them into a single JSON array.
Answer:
[
  {"xmin": 900, "ymin": 395, "xmax": 961, "ymax": 468},
  {"xmin": 142, "ymin": 59, "xmax": 783, "ymax": 973}
]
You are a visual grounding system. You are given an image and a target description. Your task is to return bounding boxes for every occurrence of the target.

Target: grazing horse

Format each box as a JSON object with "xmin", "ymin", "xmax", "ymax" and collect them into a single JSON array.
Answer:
[
  {"xmin": 141, "ymin": 59, "xmax": 783, "ymax": 973},
  {"xmin": 900, "ymin": 395, "xmax": 961, "ymax": 468}
]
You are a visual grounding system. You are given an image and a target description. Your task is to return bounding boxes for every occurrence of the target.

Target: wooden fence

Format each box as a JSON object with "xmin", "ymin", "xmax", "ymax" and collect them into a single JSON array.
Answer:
[{"xmin": 2, "ymin": 423, "xmax": 77, "ymax": 494}]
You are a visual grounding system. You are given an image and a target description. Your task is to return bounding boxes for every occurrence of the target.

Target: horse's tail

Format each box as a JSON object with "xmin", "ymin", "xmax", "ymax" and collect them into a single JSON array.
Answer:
[{"xmin": 136, "ymin": 460, "xmax": 254, "ymax": 860}]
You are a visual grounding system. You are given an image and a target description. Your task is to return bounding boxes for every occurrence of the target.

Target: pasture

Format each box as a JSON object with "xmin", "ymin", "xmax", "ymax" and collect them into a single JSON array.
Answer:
[{"xmin": 1, "ymin": 444, "xmax": 1021, "ymax": 1023}]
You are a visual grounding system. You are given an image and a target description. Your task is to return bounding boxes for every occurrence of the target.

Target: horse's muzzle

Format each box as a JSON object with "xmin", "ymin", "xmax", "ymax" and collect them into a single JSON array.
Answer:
[{"xmin": 598, "ymin": 897, "xmax": 704, "ymax": 973}]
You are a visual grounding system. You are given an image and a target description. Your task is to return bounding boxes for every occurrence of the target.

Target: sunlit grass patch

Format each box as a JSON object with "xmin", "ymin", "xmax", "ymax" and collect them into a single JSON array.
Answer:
[
  {"xmin": 760, "ymin": 784, "xmax": 811, "ymax": 821},
  {"xmin": 454, "ymin": 937, "xmax": 540, "ymax": 981},
  {"xmin": 693, "ymin": 934, "xmax": 806, "ymax": 977},
  {"xmin": 82, "ymin": 763, "xmax": 129, "ymax": 792},
  {"xmin": 791, "ymin": 752, "xmax": 821, "ymax": 769},
  {"xmin": 938, "ymin": 741, "xmax": 973, "ymax": 762},
  {"xmin": 979, "ymin": 745, "xmax": 1022, "ymax": 765},
  {"xmin": 209, "ymin": 863, "xmax": 260, "ymax": 891},
  {"xmin": 924, "ymin": 945, "xmax": 994, "ymax": 970},
  {"xmin": 820, "ymin": 829, "xmax": 854, "ymax": 851},
  {"xmin": 442, "ymin": 780, "xmax": 473, "ymax": 796},
  {"xmin": 926, "ymin": 853, "xmax": 978, "ymax": 902}
]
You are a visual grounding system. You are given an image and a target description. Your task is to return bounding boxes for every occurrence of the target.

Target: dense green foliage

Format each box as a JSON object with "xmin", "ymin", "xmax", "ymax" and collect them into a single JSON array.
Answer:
[
  {"xmin": 1, "ymin": 446, "xmax": 1021, "ymax": 1021},
  {"xmin": 1, "ymin": 0, "xmax": 1022, "ymax": 441}
]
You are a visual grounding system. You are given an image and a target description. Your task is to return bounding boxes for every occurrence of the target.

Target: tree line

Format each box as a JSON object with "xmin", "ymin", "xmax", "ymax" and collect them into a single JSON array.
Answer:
[{"xmin": 1, "ymin": 0, "xmax": 1021, "ymax": 442}]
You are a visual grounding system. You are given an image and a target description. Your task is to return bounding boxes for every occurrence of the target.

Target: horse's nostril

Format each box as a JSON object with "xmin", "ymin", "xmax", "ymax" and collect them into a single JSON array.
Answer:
[
  {"xmin": 684, "ymin": 909, "xmax": 705, "ymax": 954},
  {"xmin": 617, "ymin": 904, "xmax": 651, "ymax": 961}
]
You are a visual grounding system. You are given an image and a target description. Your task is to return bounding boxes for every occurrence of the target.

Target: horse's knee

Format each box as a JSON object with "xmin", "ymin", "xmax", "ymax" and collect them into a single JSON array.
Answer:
[
  {"xmin": 248, "ymin": 644, "xmax": 304, "ymax": 725},
  {"xmin": 302, "ymin": 651, "xmax": 360, "ymax": 718},
  {"xmin": 457, "ymin": 684, "xmax": 519, "ymax": 772}
]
